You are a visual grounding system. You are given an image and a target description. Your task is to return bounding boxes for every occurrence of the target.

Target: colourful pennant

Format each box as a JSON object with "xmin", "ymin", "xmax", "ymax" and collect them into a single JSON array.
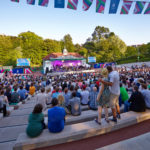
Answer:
[
  {"xmin": 83, "ymin": 0, "xmax": 93, "ymax": 11},
  {"xmin": 109, "ymin": 0, "xmax": 120, "ymax": 14},
  {"xmin": 96, "ymin": 0, "xmax": 106, "ymax": 14},
  {"xmin": 55, "ymin": 0, "xmax": 65, "ymax": 8},
  {"xmin": 38, "ymin": 0, "xmax": 49, "ymax": 7},
  {"xmin": 27, "ymin": 0, "xmax": 35, "ymax": 5},
  {"xmin": 67, "ymin": 0, "xmax": 78, "ymax": 10},
  {"xmin": 11, "ymin": 0, "xmax": 19, "ymax": 2},
  {"xmin": 120, "ymin": 0, "xmax": 133, "ymax": 14},
  {"xmin": 144, "ymin": 3, "xmax": 150, "ymax": 14},
  {"xmin": 134, "ymin": 1, "xmax": 146, "ymax": 14}
]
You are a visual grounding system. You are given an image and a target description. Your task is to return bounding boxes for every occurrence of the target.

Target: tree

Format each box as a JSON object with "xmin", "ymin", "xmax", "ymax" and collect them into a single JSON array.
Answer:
[
  {"xmin": 19, "ymin": 31, "xmax": 43, "ymax": 66},
  {"xmin": 125, "ymin": 46, "xmax": 137, "ymax": 57},
  {"xmin": 62, "ymin": 34, "xmax": 75, "ymax": 52},
  {"xmin": 91, "ymin": 26, "xmax": 112, "ymax": 42},
  {"xmin": 43, "ymin": 39, "xmax": 61, "ymax": 54},
  {"xmin": 74, "ymin": 44, "xmax": 88, "ymax": 57}
]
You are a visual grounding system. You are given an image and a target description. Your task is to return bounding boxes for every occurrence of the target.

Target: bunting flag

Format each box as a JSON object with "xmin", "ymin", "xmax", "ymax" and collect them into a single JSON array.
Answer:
[
  {"xmin": 24, "ymin": 68, "xmax": 33, "ymax": 74},
  {"xmin": 11, "ymin": 0, "xmax": 19, "ymax": 2},
  {"xmin": 109, "ymin": 0, "xmax": 120, "ymax": 14},
  {"xmin": 55, "ymin": 0, "xmax": 65, "ymax": 8},
  {"xmin": 134, "ymin": 1, "xmax": 146, "ymax": 14},
  {"xmin": 38, "ymin": 0, "xmax": 49, "ymax": 7},
  {"xmin": 120, "ymin": 0, "xmax": 133, "ymax": 14},
  {"xmin": 27, "ymin": 0, "xmax": 35, "ymax": 5},
  {"xmin": 83, "ymin": 0, "xmax": 93, "ymax": 11},
  {"xmin": 96, "ymin": 0, "xmax": 106, "ymax": 14},
  {"xmin": 144, "ymin": 3, "xmax": 150, "ymax": 14},
  {"xmin": 67, "ymin": 0, "xmax": 78, "ymax": 10}
]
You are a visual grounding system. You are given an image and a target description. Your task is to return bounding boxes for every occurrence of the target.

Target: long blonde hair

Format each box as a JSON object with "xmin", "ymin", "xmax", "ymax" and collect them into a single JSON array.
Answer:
[{"xmin": 58, "ymin": 95, "xmax": 64, "ymax": 105}]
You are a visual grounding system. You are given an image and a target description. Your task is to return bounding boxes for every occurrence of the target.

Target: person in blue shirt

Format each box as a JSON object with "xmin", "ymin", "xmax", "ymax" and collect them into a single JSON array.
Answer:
[
  {"xmin": 48, "ymin": 98, "xmax": 66, "ymax": 133},
  {"xmin": 18, "ymin": 86, "xmax": 28, "ymax": 101},
  {"xmin": 52, "ymin": 87, "xmax": 60, "ymax": 99}
]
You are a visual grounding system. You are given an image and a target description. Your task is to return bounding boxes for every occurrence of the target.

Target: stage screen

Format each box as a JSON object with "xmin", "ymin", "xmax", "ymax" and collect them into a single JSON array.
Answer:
[
  {"xmin": 17, "ymin": 58, "xmax": 31, "ymax": 66},
  {"xmin": 88, "ymin": 57, "xmax": 96, "ymax": 63}
]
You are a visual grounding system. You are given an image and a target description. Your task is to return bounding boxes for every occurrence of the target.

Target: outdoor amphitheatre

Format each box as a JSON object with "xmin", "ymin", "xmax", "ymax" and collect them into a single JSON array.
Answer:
[{"xmin": 0, "ymin": 0, "xmax": 150, "ymax": 150}]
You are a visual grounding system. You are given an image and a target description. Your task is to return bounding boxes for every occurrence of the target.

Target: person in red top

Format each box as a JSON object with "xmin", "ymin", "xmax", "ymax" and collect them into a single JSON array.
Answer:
[{"xmin": 96, "ymin": 80, "xmax": 100, "ymax": 87}]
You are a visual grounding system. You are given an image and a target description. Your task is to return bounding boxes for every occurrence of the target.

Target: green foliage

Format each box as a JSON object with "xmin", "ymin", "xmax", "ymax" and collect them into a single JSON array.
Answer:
[
  {"xmin": 62, "ymin": 34, "xmax": 75, "ymax": 52},
  {"xmin": 0, "ymin": 27, "xmax": 149, "ymax": 67}
]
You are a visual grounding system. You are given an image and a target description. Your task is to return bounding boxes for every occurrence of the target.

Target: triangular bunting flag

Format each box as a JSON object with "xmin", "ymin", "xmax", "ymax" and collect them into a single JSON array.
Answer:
[
  {"xmin": 27, "ymin": 0, "xmax": 35, "ymax": 5},
  {"xmin": 11, "ymin": 0, "xmax": 19, "ymax": 2},
  {"xmin": 109, "ymin": 0, "xmax": 120, "ymax": 14},
  {"xmin": 67, "ymin": 0, "xmax": 78, "ymax": 10},
  {"xmin": 120, "ymin": 0, "xmax": 133, "ymax": 14},
  {"xmin": 144, "ymin": 3, "xmax": 150, "ymax": 14},
  {"xmin": 96, "ymin": 0, "xmax": 106, "ymax": 14},
  {"xmin": 38, "ymin": 0, "xmax": 49, "ymax": 7},
  {"xmin": 83, "ymin": 0, "xmax": 93, "ymax": 11},
  {"xmin": 134, "ymin": 1, "xmax": 146, "ymax": 14},
  {"xmin": 55, "ymin": 0, "xmax": 65, "ymax": 8}
]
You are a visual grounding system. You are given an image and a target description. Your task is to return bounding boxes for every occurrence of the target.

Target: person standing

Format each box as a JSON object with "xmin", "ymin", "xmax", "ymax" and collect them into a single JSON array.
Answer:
[
  {"xmin": 96, "ymin": 69, "xmax": 110, "ymax": 124},
  {"xmin": 99, "ymin": 66, "xmax": 120, "ymax": 123}
]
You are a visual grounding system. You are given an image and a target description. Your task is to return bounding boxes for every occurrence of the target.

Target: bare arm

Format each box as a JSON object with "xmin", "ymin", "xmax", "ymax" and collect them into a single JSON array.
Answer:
[
  {"xmin": 99, "ymin": 78, "xmax": 113, "ymax": 86},
  {"xmin": 97, "ymin": 83, "xmax": 104, "ymax": 101}
]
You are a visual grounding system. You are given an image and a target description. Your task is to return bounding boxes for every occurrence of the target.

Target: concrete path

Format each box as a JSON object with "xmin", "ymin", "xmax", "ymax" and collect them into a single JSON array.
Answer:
[{"xmin": 97, "ymin": 132, "xmax": 150, "ymax": 150}]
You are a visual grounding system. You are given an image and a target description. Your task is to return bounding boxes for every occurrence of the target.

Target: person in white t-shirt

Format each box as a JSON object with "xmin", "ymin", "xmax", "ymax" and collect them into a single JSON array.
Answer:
[{"xmin": 99, "ymin": 66, "xmax": 120, "ymax": 123}]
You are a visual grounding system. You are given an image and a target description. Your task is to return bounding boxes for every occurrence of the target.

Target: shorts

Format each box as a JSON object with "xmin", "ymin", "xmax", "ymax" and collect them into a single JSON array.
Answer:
[{"xmin": 109, "ymin": 93, "xmax": 119, "ymax": 108}]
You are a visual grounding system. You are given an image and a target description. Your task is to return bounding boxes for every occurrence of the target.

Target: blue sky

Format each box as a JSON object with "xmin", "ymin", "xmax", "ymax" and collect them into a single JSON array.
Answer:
[{"xmin": 0, "ymin": 0, "xmax": 150, "ymax": 45}]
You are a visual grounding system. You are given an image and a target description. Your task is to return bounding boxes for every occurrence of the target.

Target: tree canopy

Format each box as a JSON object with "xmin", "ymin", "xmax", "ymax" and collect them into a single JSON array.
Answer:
[{"xmin": 0, "ymin": 26, "xmax": 149, "ymax": 67}]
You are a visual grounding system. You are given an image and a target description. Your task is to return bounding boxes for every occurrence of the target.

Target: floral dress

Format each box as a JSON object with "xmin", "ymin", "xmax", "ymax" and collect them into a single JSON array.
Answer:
[{"xmin": 97, "ymin": 78, "xmax": 110, "ymax": 107}]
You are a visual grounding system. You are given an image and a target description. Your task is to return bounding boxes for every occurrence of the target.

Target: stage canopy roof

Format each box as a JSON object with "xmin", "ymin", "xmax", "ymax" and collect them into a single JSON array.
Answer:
[{"xmin": 43, "ymin": 49, "xmax": 85, "ymax": 61}]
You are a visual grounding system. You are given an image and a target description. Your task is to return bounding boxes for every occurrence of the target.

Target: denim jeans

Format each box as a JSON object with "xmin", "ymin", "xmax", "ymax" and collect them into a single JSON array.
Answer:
[{"xmin": 124, "ymin": 101, "xmax": 131, "ymax": 112}]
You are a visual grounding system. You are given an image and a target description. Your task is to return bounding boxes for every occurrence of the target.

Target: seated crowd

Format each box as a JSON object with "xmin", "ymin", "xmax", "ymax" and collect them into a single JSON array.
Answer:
[{"xmin": 0, "ymin": 65, "xmax": 150, "ymax": 138}]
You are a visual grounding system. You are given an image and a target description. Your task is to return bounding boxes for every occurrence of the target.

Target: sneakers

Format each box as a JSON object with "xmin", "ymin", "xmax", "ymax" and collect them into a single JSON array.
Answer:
[
  {"xmin": 109, "ymin": 117, "xmax": 117, "ymax": 123},
  {"xmin": 95, "ymin": 118, "xmax": 101, "ymax": 125},
  {"xmin": 117, "ymin": 113, "xmax": 121, "ymax": 119},
  {"xmin": 105, "ymin": 118, "xmax": 110, "ymax": 123}
]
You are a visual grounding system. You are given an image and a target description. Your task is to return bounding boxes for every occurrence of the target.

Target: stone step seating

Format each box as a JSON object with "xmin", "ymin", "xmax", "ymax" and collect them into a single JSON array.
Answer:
[
  {"xmin": 10, "ymin": 102, "xmax": 23, "ymax": 110},
  {"xmin": 97, "ymin": 131, "xmax": 150, "ymax": 150},
  {"xmin": 13, "ymin": 110, "xmax": 150, "ymax": 150},
  {"xmin": 0, "ymin": 107, "xmax": 115, "ymax": 148},
  {"xmin": 44, "ymin": 105, "xmax": 90, "ymax": 116},
  {"xmin": 44, "ymin": 106, "xmax": 124, "ymax": 125}
]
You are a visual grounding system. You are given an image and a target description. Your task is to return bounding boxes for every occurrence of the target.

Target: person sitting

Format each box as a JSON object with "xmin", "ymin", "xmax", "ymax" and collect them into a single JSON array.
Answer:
[
  {"xmin": 5, "ymin": 87, "xmax": 11, "ymax": 103},
  {"xmin": 68, "ymin": 92, "xmax": 81, "ymax": 116},
  {"xmin": 63, "ymin": 88, "xmax": 70, "ymax": 107},
  {"xmin": 18, "ymin": 85, "xmax": 28, "ymax": 101},
  {"xmin": 26, "ymin": 104, "xmax": 45, "ymax": 138},
  {"xmin": 48, "ymin": 98, "xmax": 66, "ymax": 133},
  {"xmin": 52, "ymin": 87, "xmax": 60, "ymax": 99},
  {"xmin": 46, "ymin": 88, "xmax": 52, "ymax": 105},
  {"xmin": 11, "ymin": 87, "xmax": 20, "ymax": 103},
  {"xmin": 80, "ymin": 85, "xmax": 89, "ymax": 105},
  {"xmin": 141, "ymin": 84, "xmax": 150, "ymax": 109},
  {"xmin": 29, "ymin": 83, "xmax": 36, "ymax": 96},
  {"xmin": 0, "ymin": 90, "xmax": 10, "ymax": 117},
  {"xmin": 36, "ymin": 88, "xmax": 48, "ymax": 111},
  {"xmin": 58, "ymin": 94, "xmax": 65, "ymax": 108},
  {"xmin": 88, "ymin": 87, "xmax": 98, "ymax": 110},
  {"xmin": 124, "ymin": 86, "xmax": 146, "ymax": 112}
]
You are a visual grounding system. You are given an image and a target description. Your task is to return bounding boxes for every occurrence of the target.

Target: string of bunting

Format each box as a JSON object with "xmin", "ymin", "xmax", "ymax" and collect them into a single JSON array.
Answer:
[{"xmin": 10, "ymin": 0, "xmax": 150, "ymax": 14}]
